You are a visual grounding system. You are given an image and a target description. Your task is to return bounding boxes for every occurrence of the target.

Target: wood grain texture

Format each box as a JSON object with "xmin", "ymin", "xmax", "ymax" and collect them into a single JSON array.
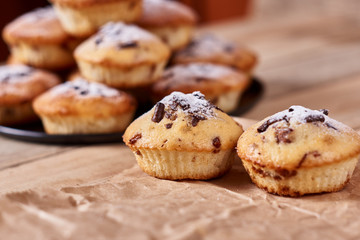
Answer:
[
  {"xmin": 0, "ymin": 118, "xmax": 256, "ymax": 194},
  {"xmin": 199, "ymin": 10, "xmax": 360, "ymax": 126},
  {"xmin": 0, "ymin": 136, "xmax": 74, "ymax": 170}
]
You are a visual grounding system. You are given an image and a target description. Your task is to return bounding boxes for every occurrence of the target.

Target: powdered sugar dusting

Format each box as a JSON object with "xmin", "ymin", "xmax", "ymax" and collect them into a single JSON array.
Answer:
[
  {"xmin": 94, "ymin": 22, "xmax": 157, "ymax": 48},
  {"xmin": 53, "ymin": 78, "xmax": 120, "ymax": 98},
  {"xmin": 160, "ymin": 91, "xmax": 216, "ymax": 118},
  {"xmin": 176, "ymin": 34, "xmax": 236, "ymax": 59},
  {"xmin": 166, "ymin": 63, "xmax": 237, "ymax": 81},
  {"xmin": 0, "ymin": 65, "xmax": 34, "ymax": 83},
  {"xmin": 258, "ymin": 105, "xmax": 349, "ymax": 133},
  {"xmin": 24, "ymin": 6, "xmax": 55, "ymax": 22}
]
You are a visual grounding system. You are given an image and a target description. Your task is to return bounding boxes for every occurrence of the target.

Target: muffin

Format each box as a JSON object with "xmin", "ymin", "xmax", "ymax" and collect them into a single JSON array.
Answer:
[
  {"xmin": 123, "ymin": 91, "xmax": 243, "ymax": 180},
  {"xmin": 0, "ymin": 64, "xmax": 61, "ymax": 126},
  {"xmin": 173, "ymin": 34, "xmax": 257, "ymax": 74},
  {"xmin": 237, "ymin": 106, "xmax": 360, "ymax": 197},
  {"xmin": 152, "ymin": 63, "xmax": 250, "ymax": 113},
  {"xmin": 2, "ymin": 7, "xmax": 81, "ymax": 70},
  {"xmin": 74, "ymin": 22, "xmax": 170, "ymax": 88},
  {"xmin": 49, "ymin": 0, "xmax": 142, "ymax": 37},
  {"xmin": 137, "ymin": 0, "xmax": 197, "ymax": 50},
  {"xmin": 33, "ymin": 77, "xmax": 137, "ymax": 134}
]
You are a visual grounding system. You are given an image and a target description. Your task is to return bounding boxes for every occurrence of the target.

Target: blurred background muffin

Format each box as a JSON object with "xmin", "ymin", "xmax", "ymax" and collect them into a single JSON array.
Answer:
[
  {"xmin": 137, "ymin": 0, "xmax": 198, "ymax": 51},
  {"xmin": 2, "ymin": 7, "xmax": 81, "ymax": 70}
]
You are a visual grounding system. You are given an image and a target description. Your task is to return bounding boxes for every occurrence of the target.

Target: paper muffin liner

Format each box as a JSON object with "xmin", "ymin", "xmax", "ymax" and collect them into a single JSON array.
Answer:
[
  {"xmin": 146, "ymin": 25, "xmax": 194, "ymax": 51},
  {"xmin": 40, "ymin": 112, "xmax": 134, "ymax": 134},
  {"xmin": 77, "ymin": 60, "xmax": 167, "ymax": 88},
  {"xmin": 0, "ymin": 102, "xmax": 37, "ymax": 125},
  {"xmin": 10, "ymin": 42, "xmax": 75, "ymax": 70},
  {"xmin": 132, "ymin": 148, "xmax": 236, "ymax": 180},
  {"xmin": 242, "ymin": 156, "xmax": 359, "ymax": 197},
  {"xmin": 212, "ymin": 91, "xmax": 242, "ymax": 113},
  {"xmin": 54, "ymin": 0, "xmax": 142, "ymax": 37}
]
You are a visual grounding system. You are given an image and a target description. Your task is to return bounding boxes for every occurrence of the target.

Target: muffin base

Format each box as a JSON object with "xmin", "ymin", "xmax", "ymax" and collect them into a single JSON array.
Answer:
[
  {"xmin": 40, "ymin": 112, "xmax": 135, "ymax": 134},
  {"xmin": 211, "ymin": 91, "xmax": 242, "ymax": 113},
  {"xmin": 54, "ymin": 0, "xmax": 142, "ymax": 37},
  {"xmin": 132, "ymin": 148, "xmax": 235, "ymax": 180},
  {"xmin": 146, "ymin": 25, "xmax": 193, "ymax": 51},
  {"xmin": 241, "ymin": 156, "xmax": 359, "ymax": 197},
  {"xmin": 78, "ymin": 60, "xmax": 167, "ymax": 88},
  {"xmin": 9, "ymin": 42, "xmax": 75, "ymax": 70},
  {"xmin": 0, "ymin": 102, "xmax": 38, "ymax": 126}
]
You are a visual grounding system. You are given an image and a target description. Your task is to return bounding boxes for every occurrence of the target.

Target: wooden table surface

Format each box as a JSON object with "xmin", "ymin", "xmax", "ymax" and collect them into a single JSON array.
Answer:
[{"xmin": 1, "ymin": 8, "xmax": 360, "ymax": 238}]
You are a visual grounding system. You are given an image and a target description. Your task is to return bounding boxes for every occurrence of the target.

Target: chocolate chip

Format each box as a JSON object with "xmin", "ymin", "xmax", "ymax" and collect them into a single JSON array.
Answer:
[
  {"xmin": 191, "ymin": 115, "xmax": 205, "ymax": 127},
  {"xmin": 135, "ymin": 150, "xmax": 142, "ymax": 156},
  {"xmin": 165, "ymin": 123, "xmax": 173, "ymax": 129},
  {"xmin": 129, "ymin": 133, "xmax": 142, "ymax": 145},
  {"xmin": 165, "ymin": 112, "xmax": 177, "ymax": 121},
  {"xmin": 73, "ymin": 86, "xmax": 80, "ymax": 90},
  {"xmin": 288, "ymin": 108, "xmax": 294, "ymax": 112},
  {"xmin": 275, "ymin": 128, "xmax": 294, "ymax": 144},
  {"xmin": 195, "ymin": 77, "xmax": 208, "ymax": 82},
  {"xmin": 297, "ymin": 151, "xmax": 321, "ymax": 168},
  {"xmin": 212, "ymin": 137, "xmax": 221, "ymax": 148},
  {"xmin": 119, "ymin": 41, "xmax": 138, "ymax": 49},
  {"xmin": 224, "ymin": 44, "xmax": 235, "ymax": 53},
  {"xmin": 274, "ymin": 175, "xmax": 282, "ymax": 181},
  {"xmin": 95, "ymin": 38, "xmax": 103, "ymax": 45},
  {"xmin": 80, "ymin": 90, "xmax": 88, "ymax": 95},
  {"xmin": 275, "ymin": 169, "xmax": 297, "ymax": 178},
  {"xmin": 325, "ymin": 122, "xmax": 337, "ymax": 130},
  {"xmin": 163, "ymin": 72, "xmax": 174, "ymax": 80},
  {"xmin": 151, "ymin": 102, "xmax": 165, "ymax": 123},
  {"xmin": 179, "ymin": 101, "xmax": 190, "ymax": 111},
  {"xmin": 129, "ymin": 0, "xmax": 137, "ymax": 9},
  {"xmin": 212, "ymin": 149, "xmax": 220, "ymax": 154},
  {"xmin": 252, "ymin": 166, "xmax": 270, "ymax": 178},
  {"xmin": 257, "ymin": 118, "xmax": 282, "ymax": 133},
  {"xmin": 192, "ymin": 92, "xmax": 206, "ymax": 100},
  {"xmin": 304, "ymin": 114, "xmax": 325, "ymax": 123},
  {"xmin": 319, "ymin": 109, "xmax": 329, "ymax": 115},
  {"xmin": 187, "ymin": 40, "xmax": 197, "ymax": 48},
  {"xmin": 161, "ymin": 35, "xmax": 169, "ymax": 44},
  {"xmin": 169, "ymin": 101, "xmax": 179, "ymax": 111}
]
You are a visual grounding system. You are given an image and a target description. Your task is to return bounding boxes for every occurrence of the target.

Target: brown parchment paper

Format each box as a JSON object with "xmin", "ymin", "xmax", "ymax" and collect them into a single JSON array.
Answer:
[{"xmin": 0, "ymin": 156, "xmax": 360, "ymax": 240}]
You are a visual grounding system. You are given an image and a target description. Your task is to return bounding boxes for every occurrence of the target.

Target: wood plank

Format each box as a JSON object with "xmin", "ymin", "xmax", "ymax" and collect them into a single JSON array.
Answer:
[
  {"xmin": 0, "ymin": 136, "xmax": 75, "ymax": 170},
  {"xmin": 201, "ymin": 14, "xmax": 360, "ymax": 99},
  {"xmin": 243, "ymin": 74, "xmax": 360, "ymax": 130},
  {"xmin": 0, "ymin": 118, "xmax": 256, "ymax": 194}
]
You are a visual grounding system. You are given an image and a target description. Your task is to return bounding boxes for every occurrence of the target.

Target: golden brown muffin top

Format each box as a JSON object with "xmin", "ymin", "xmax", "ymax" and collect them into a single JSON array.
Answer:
[
  {"xmin": 0, "ymin": 65, "xmax": 60, "ymax": 105},
  {"xmin": 237, "ymin": 106, "xmax": 360, "ymax": 170},
  {"xmin": 49, "ymin": 0, "xmax": 129, "ymax": 8},
  {"xmin": 152, "ymin": 63, "xmax": 250, "ymax": 100},
  {"xmin": 2, "ymin": 7, "xmax": 71, "ymax": 45},
  {"xmin": 33, "ymin": 77, "xmax": 137, "ymax": 117},
  {"xmin": 137, "ymin": 0, "xmax": 197, "ymax": 27},
  {"xmin": 123, "ymin": 91, "xmax": 243, "ymax": 152},
  {"xmin": 74, "ymin": 22, "xmax": 170, "ymax": 67},
  {"xmin": 173, "ymin": 34, "xmax": 257, "ymax": 72}
]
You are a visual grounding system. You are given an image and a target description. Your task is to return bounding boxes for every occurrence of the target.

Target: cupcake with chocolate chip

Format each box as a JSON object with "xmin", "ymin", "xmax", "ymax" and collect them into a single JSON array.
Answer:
[
  {"xmin": 123, "ymin": 91, "xmax": 243, "ymax": 180},
  {"xmin": 0, "ymin": 64, "xmax": 60, "ymax": 126},
  {"xmin": 2, "ymin": 7, "xmax": 81, "ymax": 70},
  {"xmin": 152, "ymin": 63, "xmax": 250, "ymax": 113},
  {"xmin": 33, "ymin": 77, "xmax": 137, "ymax": 134},
  {"xmin": 74, "ymin": 22, "xmax": 171, "ymax": 88},
  {"xmin": 237, "ymin": 106, "xmax": 360, "ymax": 197},
  {"xmin": 137, "ymin": 0, "xmax": 197, "ymax": 51},
  {"xmin": 49, "ymin": 0, "xmax": 142, "ymax": 37},
  {"xmin": 173, "ymin": 34, "xmax": 257, "ymax": 74}
]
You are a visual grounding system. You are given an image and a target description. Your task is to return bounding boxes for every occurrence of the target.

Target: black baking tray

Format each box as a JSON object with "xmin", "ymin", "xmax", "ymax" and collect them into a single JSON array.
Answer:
[{"xmin": 0, "ymin": 77, "xmax": 264, "ymax": 145}]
